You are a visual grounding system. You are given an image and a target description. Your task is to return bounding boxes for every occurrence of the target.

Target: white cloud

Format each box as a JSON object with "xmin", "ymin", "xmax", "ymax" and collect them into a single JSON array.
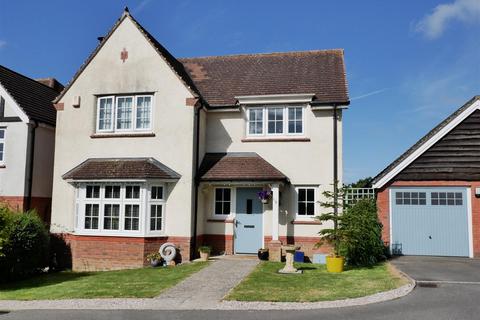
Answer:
[
  {"xmin": 0, "ymin": 40, "xmax": 6, "ymax": 49},
  {"xmin": 351, "ymin": 88, "xmax": 389, "ymax": 101},
  {"xmin": 415, "ymin": 0, "xmax": 480, "ymax": 39},
  {"xmin": 133, "ymin": 0, "xmax": 153, "ymax": 14}
]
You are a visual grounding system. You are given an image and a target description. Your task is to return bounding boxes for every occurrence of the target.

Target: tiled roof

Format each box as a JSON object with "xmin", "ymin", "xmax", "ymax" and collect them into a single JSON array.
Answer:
[
  {"xmin": 0, "ymin": 65, "xmax": 61, "ymax": 126},
  {"xmin": 63, "ymin": 158, "xmax": 181, "ymax": 180},
  {"xmin": 180, "ymin": 50, "xmax": 349, "ymax": 107},
  {"xmin": 199, "ymin": 153, "xmax": 288, "ymax": 182},
  {"xmin": 55, "ymin": 9, "xmax": 349, "ymax": 109}
]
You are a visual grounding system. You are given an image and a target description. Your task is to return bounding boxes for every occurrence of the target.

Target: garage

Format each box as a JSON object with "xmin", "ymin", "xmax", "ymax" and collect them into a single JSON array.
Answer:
[
  {"xmin": 390, "ymin": 187, "xmax": 470, "ymax": 257},
  {"xmin": 373, "ymin": 96, "xmax": 480, "ymax": 258}
]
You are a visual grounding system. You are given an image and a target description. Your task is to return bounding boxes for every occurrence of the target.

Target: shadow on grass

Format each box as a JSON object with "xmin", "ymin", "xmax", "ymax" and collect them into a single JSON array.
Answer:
[
  {"xmin": 0, "ymin": 272, "xmax": 92, "ymax": 292},
  {"xmin": 297, "ymin": 266, "xmax": 317, "ymax": 271}
]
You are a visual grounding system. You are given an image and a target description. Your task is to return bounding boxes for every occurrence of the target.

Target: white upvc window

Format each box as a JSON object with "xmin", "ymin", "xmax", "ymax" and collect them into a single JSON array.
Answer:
[
  {"xmin": 75, "ymin": 182, "xmax": 165, "ymax": 236},
  {"xmin": 247, "ymin": 108, "xmax": 264, "ymax": 135},
  {"xmin": 96, "ymin": 94, "xmax": 153, "ymax": 133},
  {"xmin": 0, "ymin": 128, "xmax": 5, "ymax": 164},
  {"xmin": 246, "ymin": 105, "xmax": 305, "ymax": 137},
  {"xmin": 148, "ymin": 185, "xmax": 165, "ymax": 232},
  {"xmin": 214, "ymin": 187, "xmax": 232, "ymax": 216},
  {"xmin": 296, "ymin": 186, "xmax": 317, "ymax": 217}
]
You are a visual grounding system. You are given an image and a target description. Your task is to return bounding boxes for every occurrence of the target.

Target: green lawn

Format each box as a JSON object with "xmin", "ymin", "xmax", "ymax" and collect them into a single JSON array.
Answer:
[
  {"xmin": 226, "ymin": 262, "xmax": 407, "ymax": 302},
  {"xmin": 0, "ymin": 262, "xmax": 208, "ymax": 300}
]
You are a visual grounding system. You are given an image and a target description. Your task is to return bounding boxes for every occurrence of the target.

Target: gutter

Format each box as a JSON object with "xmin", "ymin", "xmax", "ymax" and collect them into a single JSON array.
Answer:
[{"xmin": 25, "ymin": 121, "xmax": 38, "ymax": 211}]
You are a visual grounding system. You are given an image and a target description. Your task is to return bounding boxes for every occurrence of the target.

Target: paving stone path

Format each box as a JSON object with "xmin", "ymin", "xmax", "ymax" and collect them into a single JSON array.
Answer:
[{"xmin": 154, "ymin": 257, "xmax": 259, "ymax": 309}]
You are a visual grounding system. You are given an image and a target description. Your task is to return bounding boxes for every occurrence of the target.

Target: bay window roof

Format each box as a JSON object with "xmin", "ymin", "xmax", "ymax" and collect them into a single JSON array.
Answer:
[{"xmin": 63, "ymin": 158, "xmax": 181, "ymax": 180}]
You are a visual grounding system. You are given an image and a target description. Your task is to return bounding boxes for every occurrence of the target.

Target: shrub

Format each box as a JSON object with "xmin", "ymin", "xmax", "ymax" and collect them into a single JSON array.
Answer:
[
  {"xmin": 0, "ymin": 207, "xmax": 50, "ymax": 281},
  {"xmin": 49, "ymin": 233, "xmax": 72, "ymax": 272},
  {"xmin": 339, "ymin": 198, "xmax": 386, "ymax": 267}
]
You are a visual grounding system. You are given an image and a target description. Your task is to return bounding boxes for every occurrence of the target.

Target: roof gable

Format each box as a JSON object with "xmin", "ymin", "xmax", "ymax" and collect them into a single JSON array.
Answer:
[
  {"xmin": 180, "ymin": 50, "xmax": 349, "ymax": 107},
  {"xmin": 54, "ymin": 8, "xmax": 199, "ymax": 104},
  {"xmin": 0, "ymin": 65, "xmax": 59, "ymax": 126},
  {"xmin": 373, "ymin": 96, "xmax": 480, "ymax": 189}
]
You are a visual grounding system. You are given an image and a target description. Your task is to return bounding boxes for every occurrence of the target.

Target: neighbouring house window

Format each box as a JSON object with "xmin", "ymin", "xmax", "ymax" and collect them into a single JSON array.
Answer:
[
  {"xmin": 248, "ymin": 108, "xmax": 263, "ymax": 135},
  {"xmin": 297, "ymin": 187, "xmax": 315, "ymax": 216},
  {"xmin": 76, "ymin": 183, "xmax": 166, "ymax": 235},
  {"xmin": 431, "ymin": 192, "xmax": 463, "ymax": 206},
  {"xmin": 149, "ymin": 186, "xmax": 165, "ymax": 231},
  {"xmin": 96, "ymin": 94, "xmax": 153, "ymax": 133},
  {"xmin": 395, "ymin": 192, "xmax": 426, "ymax": 205},
  {"xmin": 246, "ymin": 105, "xmax": 305, "ymax": 137},
  {"xmin": 214, "ymin": 188, "xmax": 231, "ymax": 216},
  {"xmin": 0, "ymin": 128, "xmax": 5, "ymax": 164}
]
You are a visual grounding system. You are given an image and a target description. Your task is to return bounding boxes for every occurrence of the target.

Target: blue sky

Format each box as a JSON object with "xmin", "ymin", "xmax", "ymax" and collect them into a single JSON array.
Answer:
[{"xmin": 0, "ymin": 0, "xmax": 479, "ymax": 183}]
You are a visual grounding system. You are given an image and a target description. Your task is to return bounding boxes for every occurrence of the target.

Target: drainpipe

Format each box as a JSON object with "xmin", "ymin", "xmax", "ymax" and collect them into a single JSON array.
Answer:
[
  {"xmin": 333, "ymin": 104, "xmax": 339, "ymax": 255},
  {"xmin": 25, "ymin": 121, "xmax": 38, "ymax": 211},
  {"xmin": 191, "ymin": 104, "xmax": 201, "ymax": 260}
]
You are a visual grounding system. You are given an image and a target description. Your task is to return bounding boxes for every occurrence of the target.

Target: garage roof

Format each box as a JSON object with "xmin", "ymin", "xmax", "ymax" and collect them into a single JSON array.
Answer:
[{"xmin": 373, "ymin": 96, "xmax": 480, "ymax": 189}]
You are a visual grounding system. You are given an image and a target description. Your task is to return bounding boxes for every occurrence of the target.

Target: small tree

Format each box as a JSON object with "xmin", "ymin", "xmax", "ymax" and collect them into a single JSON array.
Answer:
[{"xmin": 315, "ymin": 183, "xmax": 347, "ymax": 257}]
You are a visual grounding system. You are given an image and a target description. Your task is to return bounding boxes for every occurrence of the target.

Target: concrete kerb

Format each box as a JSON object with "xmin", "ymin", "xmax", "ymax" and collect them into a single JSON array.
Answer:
[{"xmin": 0, "ymin": 261, "xmax": 416, "ymax": 311}]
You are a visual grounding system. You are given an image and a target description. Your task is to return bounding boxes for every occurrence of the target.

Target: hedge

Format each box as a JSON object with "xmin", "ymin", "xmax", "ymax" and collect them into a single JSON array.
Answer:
[{"xmin": 0, "ymin": 207, "xmax": 50, "ymax": 281}]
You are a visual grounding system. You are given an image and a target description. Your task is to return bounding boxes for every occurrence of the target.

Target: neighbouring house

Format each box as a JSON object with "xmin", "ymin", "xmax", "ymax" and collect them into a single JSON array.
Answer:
[
  {"xmin": 373, "ymin": 96, "xmax": 480, "ymax": 258},
  {"xmin": 50, "ymin": 8, "xmax": 350, "ymax": 271},
  {"xmin": 0, "ymin": 65, "xmax": 63, "ymax": 223}
]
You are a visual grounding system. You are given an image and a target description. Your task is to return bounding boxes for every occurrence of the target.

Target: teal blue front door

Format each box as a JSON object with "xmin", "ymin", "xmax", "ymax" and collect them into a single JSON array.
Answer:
[{"xmin": 235, "ymin": 188, "xmax": 263, "ymax": 254}]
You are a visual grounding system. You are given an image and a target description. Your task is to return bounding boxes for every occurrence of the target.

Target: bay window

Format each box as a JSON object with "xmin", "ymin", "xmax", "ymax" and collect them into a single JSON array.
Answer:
[
  {"xmin": 96, "ymin": 94, "xmax": 153, "ymax": 133},
  {"xmin": 75, "ymin": 182, "xmax": 165, "ymax": 236},
  {"xmin": 247, "ymin": 105, "xmax": 305, "ymax": 137}
]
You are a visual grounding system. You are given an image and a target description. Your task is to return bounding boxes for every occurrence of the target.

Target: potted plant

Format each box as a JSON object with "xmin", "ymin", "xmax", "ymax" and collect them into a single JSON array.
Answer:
[
  {"xmin": 257, "ymin": 248, "xmax": 269, "ymax": 260},
  {"xmin": 146, "ymin": 252, "xmax": 163, "ymax": 267},
  {"xmin": 198, "ymin": 245, "xmax": 212, "ymax": 261},
  {"xmin": 257, "ymin": 190, "xmax": 272, "ymax": 204},
  {"xmin": 316, "ymin": 182, "xmax": 347, "ymax": 273}
]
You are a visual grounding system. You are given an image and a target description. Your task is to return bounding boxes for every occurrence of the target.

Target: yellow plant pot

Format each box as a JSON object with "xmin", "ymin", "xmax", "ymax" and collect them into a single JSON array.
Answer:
[{"xmin": 326, "ymin": 256, "xmax": 344, "ymax": 273}]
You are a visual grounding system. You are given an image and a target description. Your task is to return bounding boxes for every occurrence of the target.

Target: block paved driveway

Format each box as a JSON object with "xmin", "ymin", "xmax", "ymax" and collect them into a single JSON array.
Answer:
[{"xmin": 391, "ymin": 255, "xmax": 480, "ymax": 283}]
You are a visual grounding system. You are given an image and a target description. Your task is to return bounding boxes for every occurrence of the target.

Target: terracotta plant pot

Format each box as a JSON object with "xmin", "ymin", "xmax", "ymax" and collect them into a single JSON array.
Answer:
[
  {"xmin": 326, "ymin": 256, "xmax": 344, "ymax": 273},
  {"xmin": 199, "ymin": 251, "xmax": 210, "ymax": 261}
]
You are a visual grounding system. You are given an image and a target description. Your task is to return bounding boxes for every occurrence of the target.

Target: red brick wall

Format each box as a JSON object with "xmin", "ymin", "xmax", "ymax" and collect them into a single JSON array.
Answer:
[
  {"xmin": 65, "ymin": 234, "xmax": 192, "ymax": 271},
  {"xmin": 199, "ymin": 234, "xmax": 234, "ymax": 255},
  {"xmin": 377, "ymin": 180, "xmax": 480, "ymax": 257},
  {"xmin": 0, "ymin": 196, "xmax": 51, "ymax": 224},
  {"xmin": 0, "ymin": 196, "xmax": 25, "ymax": 212}
]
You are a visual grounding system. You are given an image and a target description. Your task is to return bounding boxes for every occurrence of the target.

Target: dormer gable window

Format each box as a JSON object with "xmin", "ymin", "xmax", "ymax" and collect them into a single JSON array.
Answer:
[
  {"xmin": 96, "ymin": 94, "xmax": 153, "ymax": 133},
  {"xmin": 246, "ymin": 105, "xmax": 305, "ymax": 137}
]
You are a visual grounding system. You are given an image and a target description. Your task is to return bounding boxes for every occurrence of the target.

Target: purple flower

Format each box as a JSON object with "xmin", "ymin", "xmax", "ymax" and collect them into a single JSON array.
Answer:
[{"xmin": 257, "ymin": 190, "xmax": 272, "ymax": 200}]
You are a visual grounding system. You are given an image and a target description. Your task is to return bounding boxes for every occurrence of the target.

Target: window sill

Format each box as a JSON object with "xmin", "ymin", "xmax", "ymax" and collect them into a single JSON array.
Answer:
[
  {"xmin": 242, "ymin": 137, "xmax": 310, "ymax": 142},
  {"xmin": 207, "ymin": 218, "xmax": 234, "ymax": 223},
  {"xmin": 90, "ymin": 132, "xmax": 155, "ymax": 139},
  {"xmin": 291, "ymin": 219, "xmax": 321, "ymax": 225},
  {"xmin": 73, "ymin": 230, "xmax": 165, "ymax": 238}
]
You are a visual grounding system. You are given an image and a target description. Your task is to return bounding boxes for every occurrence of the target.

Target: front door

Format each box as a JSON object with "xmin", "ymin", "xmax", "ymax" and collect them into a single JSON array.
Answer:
[{"xmin": 235, "ymin": 188, "xmax": 263, "ymax": 254}]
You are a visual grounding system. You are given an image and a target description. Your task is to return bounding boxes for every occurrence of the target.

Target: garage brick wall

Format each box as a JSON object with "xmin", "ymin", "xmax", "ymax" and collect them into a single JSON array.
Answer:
[{"xmin": 377, "ymin": 180, "xmax": 480, "ymax": 257}]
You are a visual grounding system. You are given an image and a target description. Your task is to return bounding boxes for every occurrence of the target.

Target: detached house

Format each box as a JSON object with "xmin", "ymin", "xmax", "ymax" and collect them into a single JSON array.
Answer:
[
  {"xmin": 50, "ymin": 9, "xmax": 350, "ymax": 271},
  {"xmin": 0, "ymin": 65, "xmax": 62, "ymax": 222}
]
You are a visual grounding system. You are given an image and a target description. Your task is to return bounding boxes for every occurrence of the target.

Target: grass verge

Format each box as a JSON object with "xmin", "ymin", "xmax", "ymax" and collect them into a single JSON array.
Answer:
[
  {"xmin": 226, "ymin": 262, "xmax": 407, "ymax": 302},
  {"xmin": 0, "ymin": 262, "xmax": 208, "ymax": 300}
]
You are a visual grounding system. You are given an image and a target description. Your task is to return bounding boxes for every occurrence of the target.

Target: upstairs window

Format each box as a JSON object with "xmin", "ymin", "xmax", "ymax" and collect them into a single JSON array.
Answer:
[
  {"xmin": 0, "ymin": 128, "xmax": 5, "ymax": 164},
  {"xmin": 96, "ymin": 95, "xmax": 153, "ymax": 133},
  {"xmin": 247, "ymin": 106, "xmax": 305, "ymax": 137}
]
